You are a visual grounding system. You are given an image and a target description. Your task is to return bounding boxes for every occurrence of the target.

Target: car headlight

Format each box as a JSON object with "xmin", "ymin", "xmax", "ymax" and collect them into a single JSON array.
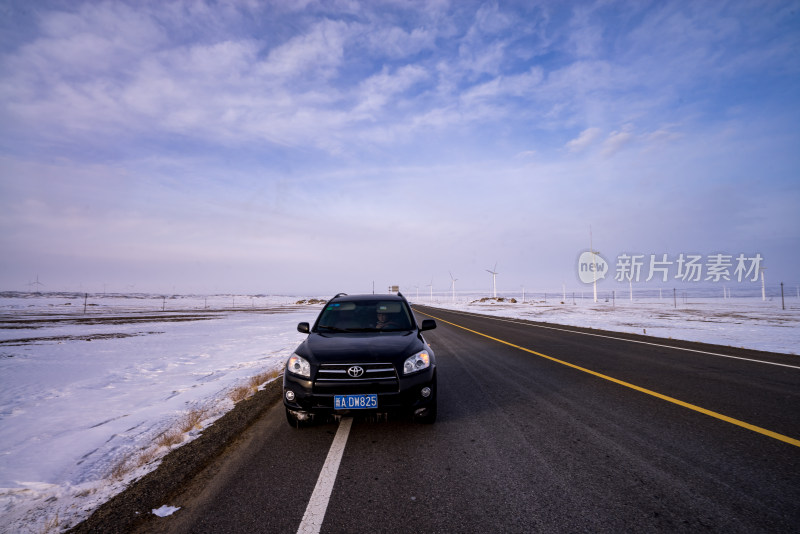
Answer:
[
  {"xmin": 286, "ymin": 354, "xmax": 311, "ymax": 378},
  {"xmin": 403, "ymin": 350, "xmax": 430, "ymax": 375}
]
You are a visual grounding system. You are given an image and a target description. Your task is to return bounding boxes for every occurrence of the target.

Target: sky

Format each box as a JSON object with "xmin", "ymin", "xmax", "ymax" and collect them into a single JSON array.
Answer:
[{"xmin": 1, "ymin": 0, "xmax": 799, "ymax": 296}]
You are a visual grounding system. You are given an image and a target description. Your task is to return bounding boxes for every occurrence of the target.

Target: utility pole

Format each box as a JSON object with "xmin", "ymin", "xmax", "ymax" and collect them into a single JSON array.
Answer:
[
  {"xmin": 591, "ymin": 227, "xmax": 597, "ymax": 303},
  {"xmin": 781, "ymin": 282, "xmax": 785, "ymax": 310}
]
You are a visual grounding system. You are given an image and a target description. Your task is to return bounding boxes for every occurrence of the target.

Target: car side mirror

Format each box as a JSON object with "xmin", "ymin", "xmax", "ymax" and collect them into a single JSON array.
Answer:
[
  {"xmin": 297, "ymin": 322, "xmax": 310, "ymax": 333},
  {"xmin": 420, "ymin": 319, "xmax": 436, "ymax": 331}
]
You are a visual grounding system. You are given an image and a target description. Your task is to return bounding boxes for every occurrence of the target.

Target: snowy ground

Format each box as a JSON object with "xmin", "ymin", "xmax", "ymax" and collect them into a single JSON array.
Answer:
[
  {"xmin": 0, "ymin": 294, "xmax": 322, "ymax": 533},
  {"xmin": 408, "ymin": 293, "xmax": 800, "ymax": 355},
  {"xmin": 1, "ymin": 292, "xmax": 798, "ymax": 533}
]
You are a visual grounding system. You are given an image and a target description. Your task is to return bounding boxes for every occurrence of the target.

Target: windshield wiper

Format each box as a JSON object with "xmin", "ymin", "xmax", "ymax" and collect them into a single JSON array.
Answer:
[{"xmin": 317, "ymin": 324, "xmax": 350, "ymax": 332}]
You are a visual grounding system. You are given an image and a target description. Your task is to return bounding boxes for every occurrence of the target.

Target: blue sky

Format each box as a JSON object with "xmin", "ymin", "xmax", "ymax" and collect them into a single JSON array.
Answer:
[{"xmin": 1, "ymin": 0, "xmax": 798, "ymax": 296}]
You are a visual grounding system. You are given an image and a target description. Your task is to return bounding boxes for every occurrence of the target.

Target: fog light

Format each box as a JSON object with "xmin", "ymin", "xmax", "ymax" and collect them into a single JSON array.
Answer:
[
  {"xmin": 421, "ymin": 387, "xmax": 432, "ymax": 398},
  {"xmin": 285, "ymin": 390, "xmax": 296, "ymax": 402}
]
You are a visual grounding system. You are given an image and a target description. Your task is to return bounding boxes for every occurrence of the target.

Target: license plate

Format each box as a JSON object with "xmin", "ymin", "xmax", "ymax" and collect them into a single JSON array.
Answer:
[{"xmin": 334, "ymin": 394, "xmax": 378, "ymax": 410}]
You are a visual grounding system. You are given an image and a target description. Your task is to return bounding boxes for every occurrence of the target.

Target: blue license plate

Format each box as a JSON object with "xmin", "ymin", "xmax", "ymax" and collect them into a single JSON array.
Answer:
[{"xmin": 334, "ymin": 394, "xmax": 378, "ymax": 410}]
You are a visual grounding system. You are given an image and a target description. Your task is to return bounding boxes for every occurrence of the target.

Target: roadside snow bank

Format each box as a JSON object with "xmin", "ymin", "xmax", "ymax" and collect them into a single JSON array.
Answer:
[
  {"xmin": 0, "ymin": 295, "xmax": 320, "ymax": 533},
  {"xmin": 412, "ymin": 296, "xmax": 800, "ymax": 355}
]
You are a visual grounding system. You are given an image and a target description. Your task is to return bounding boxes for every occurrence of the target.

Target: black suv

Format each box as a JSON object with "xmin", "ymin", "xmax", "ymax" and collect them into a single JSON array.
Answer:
[{"xmin": 283, "ymin": 293, "xmax": 437, "ymax": 426}]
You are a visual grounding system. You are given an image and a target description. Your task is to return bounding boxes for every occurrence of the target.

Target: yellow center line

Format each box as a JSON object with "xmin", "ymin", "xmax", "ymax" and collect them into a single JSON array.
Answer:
[{"xmin": 419, "ymin": 310, "xmax": 800, "ymax": 448}]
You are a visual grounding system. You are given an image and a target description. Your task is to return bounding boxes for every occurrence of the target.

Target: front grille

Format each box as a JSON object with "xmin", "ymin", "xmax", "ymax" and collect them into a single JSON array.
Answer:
[{"xmin": 314, "ymin": 362, "xmax": 399, "ymax": 394}]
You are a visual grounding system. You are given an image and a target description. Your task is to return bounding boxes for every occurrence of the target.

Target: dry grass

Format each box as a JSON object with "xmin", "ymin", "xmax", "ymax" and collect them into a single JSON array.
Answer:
[
  {"xmin": 105, "ymin": 372, "xmax": 279, "ymax": 485},
  {"xmin": 108, "ymin": 406, "xmax": 211, "ymax": 481},
  {"xmin": 229, "ymin": 369, "xmax": 280, "ymax": 404},
  {"xmin": 229, "ymin": 384, "xmax": 252, "ymax": 404},
  {"xmin": 109, "ymin": 455, "xmax": 134, "ymax": 481},
  {"xmin": 40, "ymin": 513, "xmax": 59, "ymax": 534},
  {"xmin": 179, "ymin": 406, "xmax": 210, "ymax": 433},
  {"xmin": 156, "ymin": 428, "xmax": 184, "ymax": 449},
  {"xmin": 109, "ymin": 444, "xmax": 166, "ymax": 481},
  {"xmin": 250, "ymin": 369, "xmax": 279, "ymax": 388},
  {"xmin": 135, "ymin": 446, "xmax": 160, "ymax": 468}
]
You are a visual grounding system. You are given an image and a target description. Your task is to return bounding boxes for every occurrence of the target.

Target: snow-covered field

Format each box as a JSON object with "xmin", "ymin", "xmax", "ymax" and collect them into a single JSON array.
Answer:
[
  {"xmin": 0, "ymin": 294, "xmax": 321, "ymax": 533},
  {"xmin": 408, "ymin": 293, "xmax": 800, "ymax": 355},
  {"xmin": 1, "ymin": 291, "xmax": 798, "ymax": 533}
]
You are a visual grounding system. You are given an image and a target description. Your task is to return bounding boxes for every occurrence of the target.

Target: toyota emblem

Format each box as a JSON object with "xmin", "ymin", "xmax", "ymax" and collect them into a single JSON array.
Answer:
[{"xmin": 347, "ymin": 366, "xmax": 364, "ymax": 378}]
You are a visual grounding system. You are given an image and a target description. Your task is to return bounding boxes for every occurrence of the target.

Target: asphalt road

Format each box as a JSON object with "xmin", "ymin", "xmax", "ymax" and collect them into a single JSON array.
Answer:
[{"xmin": 135, "ymin": 305, "xmax": 800, "ymax": 533}]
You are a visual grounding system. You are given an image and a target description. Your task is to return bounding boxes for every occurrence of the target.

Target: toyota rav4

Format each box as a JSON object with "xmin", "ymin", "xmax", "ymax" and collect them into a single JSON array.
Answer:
[{"xmin": 283, "ymin": 292, "xmax": 437, "ymax": 427}]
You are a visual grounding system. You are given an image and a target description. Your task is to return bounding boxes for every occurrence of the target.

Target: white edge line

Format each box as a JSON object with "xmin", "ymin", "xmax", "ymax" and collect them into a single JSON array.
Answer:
[
  {"xmin": 419, "ymin": 306, "xmax": 800, "ymax": 370},
  {"xmin": 297, "ymin": 417, "xmax": 353, "ymax": 534}
]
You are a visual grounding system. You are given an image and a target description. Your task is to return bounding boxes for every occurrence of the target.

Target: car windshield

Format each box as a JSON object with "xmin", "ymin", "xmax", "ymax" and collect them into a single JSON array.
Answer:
[{"xmin": 316, "ymin": 299, "xmax": 413, "ymax": 332}]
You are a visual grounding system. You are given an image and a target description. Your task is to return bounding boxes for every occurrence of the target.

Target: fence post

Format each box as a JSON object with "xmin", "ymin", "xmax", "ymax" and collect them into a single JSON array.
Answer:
[{"xmin": 781, "ymin": 282, "xmax": 785, "ymax": 310}]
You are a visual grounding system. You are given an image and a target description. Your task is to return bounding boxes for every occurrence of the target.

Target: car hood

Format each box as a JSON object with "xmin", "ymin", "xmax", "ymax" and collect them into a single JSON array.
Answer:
[{"xmin": 300, "ymin": 332, "xmax": 423, "ymax": 364}]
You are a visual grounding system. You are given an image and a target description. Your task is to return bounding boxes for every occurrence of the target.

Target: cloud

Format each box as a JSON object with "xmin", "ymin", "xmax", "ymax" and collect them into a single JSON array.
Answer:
[
  {"xmin": 353, "ymin": 64, "xmax": 429, "ymax": 117},
  {"xmin": 514, "ymin": 150, "xmax": 537, "ymax": 160},
  {"xmin": 1, "ymin": 1, "xmax": 799, "ymax": 292},
  {"xmin": 601, "ymin": 125, "xmax": 635, "ymax": 157},
  {"xmin": 363, "ymin": 25, "xmax": 436, "ymax": 59},
  {"xmin": 566, "ymin": 4, "xmax": 605, "ymax": 59},
  {"xmin": 454, "ymin": 2, "xmax": 519, "ymax": 78},
  {"xmin": 257, "ymin": 19, "xmax": 349, "ymax": 81},
  {"xmin": 566, "ymin": 127, "xmax": 602, "ymax": 152}
]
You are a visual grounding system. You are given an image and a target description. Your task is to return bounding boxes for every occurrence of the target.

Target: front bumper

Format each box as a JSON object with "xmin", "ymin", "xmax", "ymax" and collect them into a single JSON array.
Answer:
[{"xmin": 283, "ymin": 366, "xmax": 436, "ymax": 418}]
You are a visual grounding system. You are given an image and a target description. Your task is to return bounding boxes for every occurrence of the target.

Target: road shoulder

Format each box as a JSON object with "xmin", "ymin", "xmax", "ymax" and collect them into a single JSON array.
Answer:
[{"xmin": 67, "ymin": 379, "xmax": 283, "ymax": 534}]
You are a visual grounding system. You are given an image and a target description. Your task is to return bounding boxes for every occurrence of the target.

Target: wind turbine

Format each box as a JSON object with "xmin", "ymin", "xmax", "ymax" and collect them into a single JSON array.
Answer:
[
  {"xmin": 486, "ymin": 263, "xmax": 498, "ymax": 299},
  {"xmin": 427, "ymin": 279, "xmax": 434, "ymax": 303},
  {"xmin": 29, "ymin": 275, "xmax": 45, "ymax": 291},
  {"xmin": 590, "ymin": 226, "xmax": 598, "ymax": 303},
  {"xmin": 449, "ymin": 272, "xmax": 458, "ymax": 302}
]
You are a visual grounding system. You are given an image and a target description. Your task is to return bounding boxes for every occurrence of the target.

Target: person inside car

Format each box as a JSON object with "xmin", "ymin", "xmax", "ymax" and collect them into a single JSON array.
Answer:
[{"xmin": 375, "ymin": 309, "xmax": 401, "ymax": 329}]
